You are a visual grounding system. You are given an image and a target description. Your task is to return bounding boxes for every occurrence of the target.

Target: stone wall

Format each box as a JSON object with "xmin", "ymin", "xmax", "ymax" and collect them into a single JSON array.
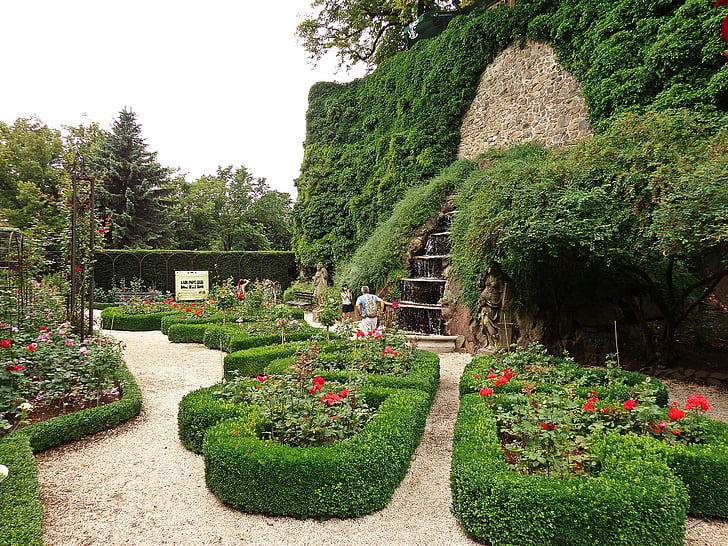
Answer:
[{"xmin": 458, "ymin": 40, "xmax": 592, "ymax": 158}]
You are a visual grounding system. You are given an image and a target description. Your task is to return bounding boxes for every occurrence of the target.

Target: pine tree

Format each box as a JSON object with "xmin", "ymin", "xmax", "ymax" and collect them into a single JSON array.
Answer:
[{"xmin": 92, "ymin": 108, "xmax": 172, "ymax": 248}]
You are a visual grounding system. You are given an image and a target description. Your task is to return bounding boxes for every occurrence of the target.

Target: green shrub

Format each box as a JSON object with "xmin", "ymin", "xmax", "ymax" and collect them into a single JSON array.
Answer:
[
  {"xmin": 100, "ymin": 307, "xmax": 178, "ymax": 331},
  {"xmin": 223, "ymin": 343, "xmax": 303, "ymax": 378},
  {"xmin": 167, "ymin": 323, "xmax": 211, "ymax": 344},
  {"xmin": 203, "ymin": 323, "xmax": 320, "ymax": 353},
  {"xmin": 451, "ymin": 394, "xmax": 689, "ymax": 545},
  {"xmin": 0, "ymin": 435, "xmax": 43, "ymax": 546},
  {"xmin": 201, "ymin": 386, "xmax": 431, "ymax": 518},
  {"xmin": 160, "ymin": 312, "xmax": 235, "ymax": 335}
]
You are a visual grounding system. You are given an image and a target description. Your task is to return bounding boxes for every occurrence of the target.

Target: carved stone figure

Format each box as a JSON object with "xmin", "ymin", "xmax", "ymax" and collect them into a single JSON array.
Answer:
[
  {"xmin": 476, "ymin": 265, "xmax": 507, "ymax": 347},
  {"xmin": 312, "ymin": 262, "xmax": 329, "ymax": 306}
]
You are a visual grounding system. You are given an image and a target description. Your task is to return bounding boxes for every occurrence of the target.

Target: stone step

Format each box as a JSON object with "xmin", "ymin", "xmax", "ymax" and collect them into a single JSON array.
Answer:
[{"xmin": 406, "ymin": 334, "xmax": 459, "ymax": 353}]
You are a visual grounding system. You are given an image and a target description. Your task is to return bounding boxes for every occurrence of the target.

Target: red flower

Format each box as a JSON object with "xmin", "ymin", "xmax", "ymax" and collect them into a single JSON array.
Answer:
[
  {"xmin": 321, "ymin": 392, "xmax": 342, "ymax": 405},
  {"xmin": 1, "ymin": 339, "xmax": 11, "ymax": 349},
  {"xmin": 487, "ymin": 373, "xmax": 497, "ymax": 379},
  {"xmin": 540, "ymin": 422, "xmax": 556, "ymax": 430},
  {"xmin": 309, "ymin": 375, "xmax": 326, "ymax": 393},
  {"xmin": 686, "ymin": 395, "xmax": 710, "ymax": 412},
  {"xmin": 623, "ymin": 399, "xmax": 637, "ymax": 411},
  {"xmin": 391, "ymin": 301, "xmax": 399, "ymax": 308},
  {"xmin": 340, "ymin": 389, "xmax": 349, "ymax": 397},
  {"xmin": 599, "ymin": 407, "xmax": 610, "ymax": 413},
  {"xmin": 356, "ymin": 330, "xmax": 366, "ymax": 337},
  {"xmin": 98, "ymin": 228, "xmax": 106, "ymax": 233},
  {"xmin": 584, "ymin": 400, "xmax": 596, "ymax": 412},
  {"xmin": 6, "ymin": 364, "xmax": 23, "ymax": 372},
  {"xmin": 26, "ymin": 344, "xmax": 36, "ymax": 351},
  {"xmin": 494, "ymin": 376, "xmax": 509, "ymax": 387},
  {"xmin": 256, "ymin": 375, "xmax": 267, "ymax": 382},
  {"xmin": 473, "ymin": 374, "xmax": 480, "ymax": 379},
  {"xmin": 479, "ymin": 387, "xmax": 494, "ymax": 396},
  {"xmin": 668, "ymin": 407, "xmax": 686, "ymax": 420}
]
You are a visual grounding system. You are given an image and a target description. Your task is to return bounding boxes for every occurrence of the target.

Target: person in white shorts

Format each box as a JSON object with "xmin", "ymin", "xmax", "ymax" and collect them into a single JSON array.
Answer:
[{"xmin": 355, "ymin": 285, "xmax": 385, "ymax": 334}]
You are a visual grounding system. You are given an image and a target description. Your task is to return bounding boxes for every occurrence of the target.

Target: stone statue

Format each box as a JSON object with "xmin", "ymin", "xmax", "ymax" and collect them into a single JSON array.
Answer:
[
  {"xmin": 476, "ymin": 265, "xmax": 507, "ymax": 347},
  {"xmin": 312, "ymin": 262, "xmax": 329, "ymax": 306}
]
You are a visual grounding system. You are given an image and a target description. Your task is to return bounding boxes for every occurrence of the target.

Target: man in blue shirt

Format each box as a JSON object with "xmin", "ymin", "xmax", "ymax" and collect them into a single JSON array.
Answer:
[{"xmin": 355, "ymin": 285, "xmax": 385, "ymax": 334}]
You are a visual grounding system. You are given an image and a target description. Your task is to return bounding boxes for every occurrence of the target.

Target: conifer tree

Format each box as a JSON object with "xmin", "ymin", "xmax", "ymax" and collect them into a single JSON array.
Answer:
[{"xmin": 91, "ymin": 108, "xmax": 172, "ymax": 248}]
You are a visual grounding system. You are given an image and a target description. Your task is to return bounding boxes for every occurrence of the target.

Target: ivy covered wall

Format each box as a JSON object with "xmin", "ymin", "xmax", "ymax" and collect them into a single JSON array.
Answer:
[{"xmin": 293, "ymin": 0, "xmax": 728, "ymax": 272}]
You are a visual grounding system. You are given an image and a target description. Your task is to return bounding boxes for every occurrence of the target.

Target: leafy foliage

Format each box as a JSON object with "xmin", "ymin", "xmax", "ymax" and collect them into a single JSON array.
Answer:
[
  {"xmin": 450, "ymin": 110, "xmax": 728, "ymax": 354},
  {"xmin": 295, "ymin": 0, "xmax": 728, "ymax": 272}
]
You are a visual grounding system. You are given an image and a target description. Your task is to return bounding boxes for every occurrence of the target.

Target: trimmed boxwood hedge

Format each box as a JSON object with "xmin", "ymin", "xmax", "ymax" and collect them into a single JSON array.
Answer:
[
  {"xmin": 100, "ymin": 307, "xmax": 179, "ymax": 331},
  {"xmin": 0, "ymin": 435, "xmax": 43, "ymax": 546},
  {"xmin": 451, "ymin": 393, "xmax": 690, "ymax": 545},
  {"xmin": 223, "ymin": 343, "xmax": 303, "ymax": 378},
  {"xmin": 160, "ymin": 308, "xmax": 305, "ymax": 336},
  {"xmin": 202, "ymin": 323, "xmax": 321, "ymax": 353},
  {"xmin": 0, "ymin": 363, "xmax": 142, "ymax": 546},
  {"xmin": 201, "ymin": 386, "xmax": 431, "ymax": 519}
]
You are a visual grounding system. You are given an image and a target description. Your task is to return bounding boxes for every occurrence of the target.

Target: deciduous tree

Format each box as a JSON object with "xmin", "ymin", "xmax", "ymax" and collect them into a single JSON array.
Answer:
[{"xmin": 297, "ymin": 0, "xmax": 457, "ymax": 69}]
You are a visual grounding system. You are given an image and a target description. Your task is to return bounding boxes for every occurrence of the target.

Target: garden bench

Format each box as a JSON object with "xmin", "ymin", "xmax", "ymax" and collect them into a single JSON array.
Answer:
[
  {"xmin": 285, "ymin": 290, "xmax": 315, "ymax": 308},
  {"xmin": 113, "ymin": 290, "xmax": 160, "ymax": 303}
]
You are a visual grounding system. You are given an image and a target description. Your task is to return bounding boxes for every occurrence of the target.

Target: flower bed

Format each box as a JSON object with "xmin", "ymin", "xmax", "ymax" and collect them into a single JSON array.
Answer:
[
  {"xmin": 182, "ymin": 384, "xmax": 431, "ymax": 518},
  {"xmin": 451, "ymin": 347, "xmax": 728, "ymax": 544}
]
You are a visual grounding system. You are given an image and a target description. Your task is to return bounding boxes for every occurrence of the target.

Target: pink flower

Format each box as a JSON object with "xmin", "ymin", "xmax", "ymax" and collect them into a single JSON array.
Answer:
[
  {"xmin": 256, "ymin": 375, "xmax": 267, "ymax": 382},
  {"xmin": 1, "ymin": 339, "xmax": 11, "ymax": 349},
  {"xmin": 624, "ymin": 399, "xmax": 637, "ymax": 411},
  {"xmin": 391, "ymin": 302, "xmax": 399, "ymax": 308},
  {"xmin": 26, "ymin": 344, "xmax": 36, "ymax": 351},
  {"xmin": 78, "ymin": 346, "xmax": 89, "ymax": 355}
]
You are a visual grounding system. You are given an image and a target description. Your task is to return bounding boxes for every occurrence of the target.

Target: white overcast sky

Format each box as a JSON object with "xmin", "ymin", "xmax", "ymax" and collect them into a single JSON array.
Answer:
[{"xmin": 0, "ymin": 0, "xmax": 365, "ymax": 197}]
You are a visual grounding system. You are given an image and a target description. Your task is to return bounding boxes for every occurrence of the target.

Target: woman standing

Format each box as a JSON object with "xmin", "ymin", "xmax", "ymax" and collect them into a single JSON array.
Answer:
[{"xmin": 340, "ymin": 284, "xmax": 354, "ymax": 323}]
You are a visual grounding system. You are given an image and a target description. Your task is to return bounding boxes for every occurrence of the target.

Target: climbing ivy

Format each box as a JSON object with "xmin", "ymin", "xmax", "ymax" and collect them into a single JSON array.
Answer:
[{"xmin": 294, "ymin": 0, "xmax": 728, "ymax": 272}]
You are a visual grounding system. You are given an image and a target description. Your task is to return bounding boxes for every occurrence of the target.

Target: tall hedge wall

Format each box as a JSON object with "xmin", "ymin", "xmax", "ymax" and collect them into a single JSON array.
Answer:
[
  {"xmin": 293, "ymin": 0, "xmax": 728, "ymax": 271},
  {"xmin": 94, "ymin": 250, "xmax": 297, "ymax": 292}
]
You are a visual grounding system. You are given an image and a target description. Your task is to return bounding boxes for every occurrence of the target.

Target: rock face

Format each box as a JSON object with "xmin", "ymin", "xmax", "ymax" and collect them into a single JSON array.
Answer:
[
  {"xmin": 444, "ymin": 40, "xmax": 602, "ymax": 359},
  {"xmin": 458, "ymin": 40, "xmax": 592, "ymax": 159}
]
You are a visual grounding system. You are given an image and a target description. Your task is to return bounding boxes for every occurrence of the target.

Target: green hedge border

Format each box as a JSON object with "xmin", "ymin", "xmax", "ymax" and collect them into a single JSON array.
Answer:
[
  {"xmin": 201, "ymin": 386, "xmax": 431, "ymax": 518},
  {"xmin": 202, "ymin": 323, "xmax": 320, "ymax": 353},
  {"xmin": 451, "ymin": 393, "xmax": 690, "ymax": 545},
  {"xmin": 0, "ymin": 363, "xmax": 142, "ymax": 545},
  {"xmin": 100, "ymin": 307, "xmax": 179, "ymax": 331}
]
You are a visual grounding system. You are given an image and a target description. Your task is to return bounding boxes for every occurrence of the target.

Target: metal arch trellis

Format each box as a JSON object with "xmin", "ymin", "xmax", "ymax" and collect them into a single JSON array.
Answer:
[
  {"xmin": 69, "ymin": 154, "xmax": 96, "ymax": 337},
  {"xmin": 0, "ymin": 228, "xmax": 27, "ymax": 326}
]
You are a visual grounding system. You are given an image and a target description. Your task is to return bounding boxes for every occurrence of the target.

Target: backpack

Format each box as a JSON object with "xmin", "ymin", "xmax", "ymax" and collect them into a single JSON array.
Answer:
[{"xmin": 364, "ymin": 295, "xmax": 379, "ymax": 317}]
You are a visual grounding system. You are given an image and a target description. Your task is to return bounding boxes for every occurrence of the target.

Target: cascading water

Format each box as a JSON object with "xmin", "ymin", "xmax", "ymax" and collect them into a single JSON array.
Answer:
[{"xmin": 395, "ymin": 215, "xmax": 454, "ymax": 335}]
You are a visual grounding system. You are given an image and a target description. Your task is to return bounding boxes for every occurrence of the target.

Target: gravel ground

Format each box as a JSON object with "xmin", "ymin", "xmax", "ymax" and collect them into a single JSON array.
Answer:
[{"xmin": 35, "ymin": 330, "xmax": 728, "ymax": 545}]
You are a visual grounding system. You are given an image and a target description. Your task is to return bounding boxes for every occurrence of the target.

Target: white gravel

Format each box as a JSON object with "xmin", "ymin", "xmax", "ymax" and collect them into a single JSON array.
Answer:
[{"xmin": 35, "ymin": 330, "xmax": 728, "ymax": 545}]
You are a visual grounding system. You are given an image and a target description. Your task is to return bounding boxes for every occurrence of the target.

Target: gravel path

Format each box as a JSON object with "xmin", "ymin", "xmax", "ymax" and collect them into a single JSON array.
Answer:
[
  {"xmin": 36, "ymin": 330, "xmax": 477, "ymax": 545},
  {"xmin": 35, "ymin": 330, "xmax": 728, "ymax": 545}
]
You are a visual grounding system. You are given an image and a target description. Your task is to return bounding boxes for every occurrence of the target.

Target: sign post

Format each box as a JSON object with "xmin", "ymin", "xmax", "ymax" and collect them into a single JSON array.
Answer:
[{"xmin": 175, "ymin": 271, "xmax": 209, "ymax": 301}]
